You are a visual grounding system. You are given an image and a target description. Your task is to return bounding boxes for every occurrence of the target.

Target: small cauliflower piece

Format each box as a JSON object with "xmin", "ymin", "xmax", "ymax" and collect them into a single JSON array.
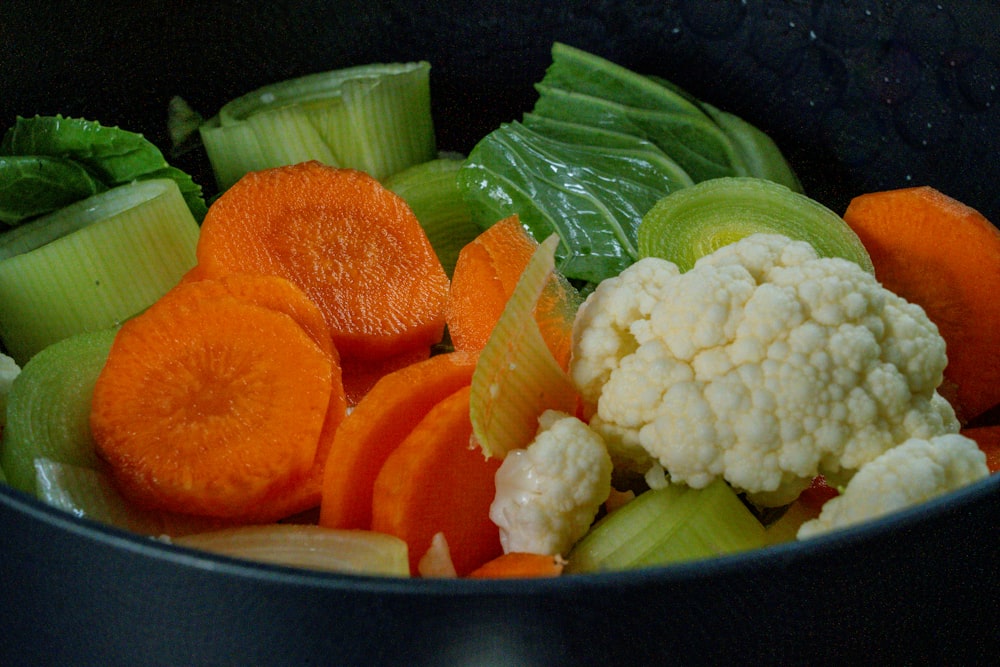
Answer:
[
  {"xmin": 798, "ymin": 434, "xmax": 989, "ymax": 538},
  {"xmin": 490, "ymin": 410, "xmax": 612, "ymax": 555},
  {"xmin": 572, "ymin": 233, "xmax": 961, "ymax": 505}
]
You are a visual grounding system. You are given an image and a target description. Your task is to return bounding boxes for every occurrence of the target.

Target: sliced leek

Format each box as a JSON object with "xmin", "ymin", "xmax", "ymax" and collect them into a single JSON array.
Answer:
[
  {"xmin": 0, "ymin": 178, "xmax": 199, "ymax": 363},
  {"xmin": 1, "ymin": 328, "xmax": 116, "ymax": 495},
  {"xmin": 173, "ymin": 525, "xmax": 411, "ymax": 576},
  {"xmin": 637, "ymin": 177, "xmax": 875, "ymax": 273},
  {"xmin": 200, "ymin": 62, "xmax": 436, "ymax": 190},
  {"xmin": 566, "ymin": 479, "xmax": 767, "ymax": 573},
  {"xmin": 383, "ymin": 157, "xmax": 480, "ymax": 277},
  {"xmin": 470, "ymin": 234, "xmax": 579, "ymax": 459}
]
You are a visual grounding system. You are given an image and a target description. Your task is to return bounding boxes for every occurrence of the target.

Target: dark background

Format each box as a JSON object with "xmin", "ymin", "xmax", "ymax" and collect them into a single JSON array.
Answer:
[{"xmin": 3, "ymin": 1, "xmax": 1000, "ymax": 222}]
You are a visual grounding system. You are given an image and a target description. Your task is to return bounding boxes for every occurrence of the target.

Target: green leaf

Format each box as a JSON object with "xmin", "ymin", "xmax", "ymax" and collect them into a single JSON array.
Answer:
[
  {"xmin": 0, "ymin": 155, "xmax": 107, "ymax": 226},
  {"xmin": 0, "ymin": 115, "xmax": 206, "ymax": 223},
  {"xmin": 459, "ymin": 121, "xmax": 687, "ymax": 283}
]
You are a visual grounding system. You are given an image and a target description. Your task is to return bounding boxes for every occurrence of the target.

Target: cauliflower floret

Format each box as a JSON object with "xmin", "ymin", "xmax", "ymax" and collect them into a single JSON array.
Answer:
[
  {"xmin": 490, "ymin": 410, "xmax": 613, "ymax": 555},
  {"xmin": 572, "ymin": 233, "xmax": 961, "ymax": 505},
  {"xmin": 797, "ymin": 434, "xmax": 989, "ymax": 538}
]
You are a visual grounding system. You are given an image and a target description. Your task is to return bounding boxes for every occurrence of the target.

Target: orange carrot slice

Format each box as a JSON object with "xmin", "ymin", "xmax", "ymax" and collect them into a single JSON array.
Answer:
[
  {"xmin": 195, "ymin": 161, "xmax": 450, "ymax": 361},
  {"xmin": 447, "ymin": 215, "xmax": 537, "ymax": 352},
  {"xmin": 961, "ymin": 425, "xmax": 1000, "ymax": 474},
  {"xmin": 338, "ymin": 345, "xmax": 431, "ymax": 407},
  {"xmin": 467, "ymin": 552, "xmax": 565, "ymax": 579},
  {"xmin": 370, "ymin": 385, "xmax": 503, "ymax": 576},
  {"xmin": 843, "ymin": 186, "xmax": 1000, "ymax": 422},
  {"xmin": 318, "ymin": 350, "xmax": 479, "ymax": 530},
  {"xmin": 90, "ymin": 279, "xmax": 335, "ymax": 521}
]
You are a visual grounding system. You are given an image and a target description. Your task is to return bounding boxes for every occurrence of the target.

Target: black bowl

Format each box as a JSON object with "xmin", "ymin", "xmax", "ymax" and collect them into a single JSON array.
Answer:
[{"xmin": 2, "ymin": 2, "xmax": 999, "ymax": 664}]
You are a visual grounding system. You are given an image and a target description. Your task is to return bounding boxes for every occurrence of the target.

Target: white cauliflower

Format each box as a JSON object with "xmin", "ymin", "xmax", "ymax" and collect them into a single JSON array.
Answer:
[
  {"xmin": 571, "ymin": 233, "xmax": 961, "ymax": 506},
  {"xmin": 490, "ymin": 410, "xmax": 612, "ymax": 555},
  {"xmin": 798, "ymin": 434, "xmax": 988, "ymax": 538}
]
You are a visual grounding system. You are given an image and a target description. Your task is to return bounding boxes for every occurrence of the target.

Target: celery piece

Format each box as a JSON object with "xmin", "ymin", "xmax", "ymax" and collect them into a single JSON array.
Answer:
[
  {"xmin": 383, "ymin": 158, "xmax": 480, "ymax": 277},
  {"xmin": 566, "ymin": 479, "xmax": 767, "ymax": 573},
  {"xmin": 0, "ymin": 352, "xmax": 20, "ymax": 429},
  {"xmin": 0, "ymin": 178, "xmax": 199, "ymax": 363},
  {"xmin": 637, "ymin": 177, "xmax": 875, "ymax": 273},
  {"xmin": 470, "ymin": 234, "xmax": 580, "ymax": 459},
  {"xmin": 0, "ymin": 328, "xmax": 116, "ymax": 496},
  {"xmin": 173, "ymin": 525, "xmax": 411, "ymax": 576},
  {"xmin": 200, "ymin": 62, "xmax": 436, "ymax": 190}
]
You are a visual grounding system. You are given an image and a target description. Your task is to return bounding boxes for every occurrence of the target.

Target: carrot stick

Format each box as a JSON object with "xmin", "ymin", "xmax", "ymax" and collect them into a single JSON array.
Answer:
[
  {"xmin": 90, "ymin": 277, "xmax": 337, "ymax": 521},
  {"xmin": 843, "ymin": 186, "xmax": 1000, "ymax": 422},
  {"xmin": 961, "ymin": 425, "xmax": 1000, "ymax": 474},
  {"xmin": 318, "ymin": 350, "xmax": 479, "ymax": 530},
  {"xmin": 370, "ymin": 385, "xmax": 503, "ymax": 576},
  {"xmin": 195, "ymin": 161, "xmax": 450, "ymax": 362},
  {"xmin": 467, "ymin": 552, "xmax": 565, "ymax": 579},
  {"xmin": 447, "ymin": 215, "xmax": 537, "ymax": 353}
]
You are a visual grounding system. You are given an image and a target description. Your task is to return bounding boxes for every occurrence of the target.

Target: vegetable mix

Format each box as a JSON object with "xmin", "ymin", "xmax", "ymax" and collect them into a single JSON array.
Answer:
[{"xmin": 0, "ymin": 44, "xmax": 997, "ymax": 579}]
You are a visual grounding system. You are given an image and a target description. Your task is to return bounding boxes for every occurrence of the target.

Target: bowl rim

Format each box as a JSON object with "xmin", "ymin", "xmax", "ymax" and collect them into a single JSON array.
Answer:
[{"xmin": 3, "ymin": 467, "xmax": 997, "ymax": 594}]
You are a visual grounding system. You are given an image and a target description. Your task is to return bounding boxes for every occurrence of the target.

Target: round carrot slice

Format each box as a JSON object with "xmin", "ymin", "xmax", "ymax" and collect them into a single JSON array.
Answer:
[
  {"xmin": 90, "ymin": 288, "xmax": 333, "ymax": 520},
  {"xmin": 195, "ymin": 161, "xmax": 450, "ymax": 360}
]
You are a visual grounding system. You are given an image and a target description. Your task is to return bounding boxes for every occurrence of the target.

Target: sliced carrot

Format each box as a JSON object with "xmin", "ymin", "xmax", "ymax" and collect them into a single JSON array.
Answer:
[
  {"xmin": 370, "ymin": 385, "xmax": 503, "ymax": 576},
  {"xmin": 843, "ymin": 186, "xmax": 1000, "ymax": 422},
  {"xmin": 447, "ymin": 215, "xmax": 577, "ymax": 369},
  {"xmin": 961, "ymin": 425, "xmax": 1000, "ymax": 474},
  {"xmin": 155, "ymin": 274, "xmax": 348, "ymax": 519},
  {"xmin": 467, "ymin": 552, "xmax": 565, "ymax": 579},
  {"xmin": 338, "ymin": 344, "xmax": 431, "ymax": 407},
  {"xmin": 195, "ymin": 161, "xmax": 450, "ymax": 362},
  {"xmin": 90, "ymin": 278, "xmax": 335, "ymax": 521},
  {"xmin": 447, "ymin": 216, "xmax": 537, "ymax": 353},
  {"xmin": 318, "ymin": 350, "xmax": 479, "ymax": 530}
]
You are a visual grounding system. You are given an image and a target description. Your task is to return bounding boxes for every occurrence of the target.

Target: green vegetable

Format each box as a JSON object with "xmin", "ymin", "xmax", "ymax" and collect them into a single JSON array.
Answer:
[
  {"xmin": 638, "ymin": 177, "xmax": 875, "ymax": 273},
  {"xmin": 566, "ymin": 479, "xmax": 767, "ymax": 573},
  {"xmin": 0, "ymin": 115, "xmax": 207, "ymax": 225},
  {"xmin": 199, "ymin": 62, "xmax": 436, "ymax": 190},
  {"xmin": 0, "ymin": 179, "xmax": 200, "ymax": 363},
  {"xmin": 459, "ymin": 43, "xmax": 801, "ymax": 285},
  {"xmin": 0, "ymin": 328, "xmax": 116, "ymax": 496},
  {"xmin": 383, "ymin": 157, "xmax": 481, "ymax": 277}
]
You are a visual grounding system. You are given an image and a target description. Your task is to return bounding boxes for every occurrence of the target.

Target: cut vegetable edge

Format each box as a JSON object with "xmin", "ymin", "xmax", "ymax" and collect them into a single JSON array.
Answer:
[{"xmin": 637, "ymin": 176, "xmax": 874, "ymax": 273}]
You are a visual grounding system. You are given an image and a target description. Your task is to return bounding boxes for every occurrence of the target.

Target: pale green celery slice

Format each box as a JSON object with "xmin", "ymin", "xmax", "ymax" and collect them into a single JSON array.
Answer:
[
  {"xmin": 566, "ymin": 479, "xmax": 767, "ymax": 573},
  {"xmin": 383, "ymin": 157, "xmax": 480, "ymax": 277},
  {"xmin": 1, "ymin": 328, "xmax": 116, "ymax": 495},
  {"xmin": 200, "ymin": 62, "xmax": 436, "ymax": 190},
  {"xmin": 470, "ymin": 234, "xmax": 579, "ymax": 459},
  {"xmin": 33, "ymin": 458, "xmax": 228, "ymax": 537},
  {"xmin": 637, "ymin": 176, "xmax": 875, "ymax": 273},
  {"xmin": 0, "ymin": 178, "xmax": 199, "ymax": 364},
  {"xmin": 173, "ymin": 525, "xmax": 411, "ymax": 576}
]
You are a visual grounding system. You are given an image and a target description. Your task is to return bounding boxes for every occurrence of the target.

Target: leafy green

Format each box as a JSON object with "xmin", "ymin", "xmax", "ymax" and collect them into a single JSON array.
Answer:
[
  {"xmin": 458, "ymin": 42, "xmax": 801, "ymax": 284},
  {"xmin": 0, "ymin": 115, "xmax": 206, "ymax": 226}
]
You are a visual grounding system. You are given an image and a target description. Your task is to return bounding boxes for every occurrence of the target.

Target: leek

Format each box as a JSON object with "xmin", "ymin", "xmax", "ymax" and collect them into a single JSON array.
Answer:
[
  {"xmin": 637, "ymin": 177, "xmax": 874, "ymax": 273},
  {"xmin": 383, "ymin": 157, "xmax": 480, "ymax": 277},
  {"xmin": 566, "ymin": 479, "xmax": 767, "ymax": 572},
  {"xmin": 0, "ymin": 328, "xmax": 116, "ymax": 495},
  {"xmin": 200, "ymin": 62, "xmax": 436, "ymax": 190},
  {"xmin": 0, "ymin": 178, "xmax": 199, "ymax": 363}
]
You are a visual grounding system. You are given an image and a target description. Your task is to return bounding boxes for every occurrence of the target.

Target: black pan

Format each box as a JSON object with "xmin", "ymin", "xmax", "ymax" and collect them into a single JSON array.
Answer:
[{"xmin": 2, "ymin": 2, "xmax": 999, "ymax": 664}]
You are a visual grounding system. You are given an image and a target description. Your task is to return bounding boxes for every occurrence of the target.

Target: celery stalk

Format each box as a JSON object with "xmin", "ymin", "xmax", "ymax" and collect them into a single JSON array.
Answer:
[
  {"xmin": 566, "ymin": 480, "xmax": 767, "ymax": 572},
  {"xmin": 200, "ymin": 62, "xmax": 436, "ymax": 190},
  {"xmin": 0, "ymin": 178, "xmax": 199, "ymax": 364}
]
